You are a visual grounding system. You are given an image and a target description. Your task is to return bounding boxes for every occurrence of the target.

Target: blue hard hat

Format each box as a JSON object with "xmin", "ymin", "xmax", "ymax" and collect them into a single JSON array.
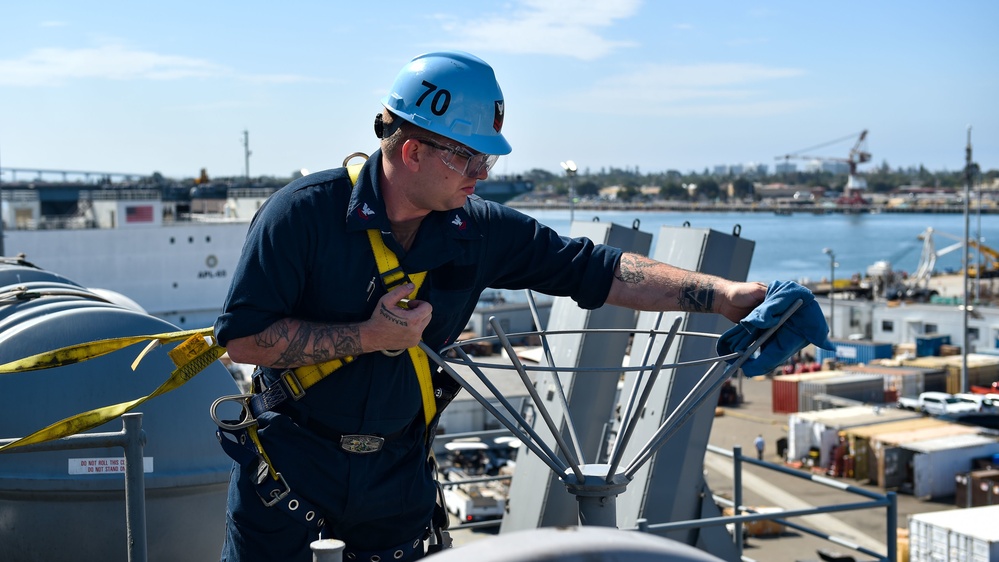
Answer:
[{"xmin": 382, "ymin": 51, "xmax": 511, "ymax": 156}]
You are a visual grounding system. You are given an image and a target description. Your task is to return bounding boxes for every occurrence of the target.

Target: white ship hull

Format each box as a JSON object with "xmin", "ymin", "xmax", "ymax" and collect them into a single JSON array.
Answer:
[{"xmin": 4, "ymin": 220, "xmax": 251, "ymax": 329}]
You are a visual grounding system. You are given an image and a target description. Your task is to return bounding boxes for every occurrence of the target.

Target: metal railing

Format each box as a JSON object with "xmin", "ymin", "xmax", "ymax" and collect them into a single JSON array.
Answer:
[
  {"xmin": 424, "ymin": 295, "xmax": 801, "ymax": 528},
  {"xmin": 424, "ymin": 286, "xmax": 899, "ymax": 560},
  {"xmin": 0, "ymin": 413, "xmax": 148, "ymax": 562},
  {"xmin": 638, "ymin": 444, "xmax": 897, "ymax": 562},
  {"xmin": 442, "ymin": 443, "xmax": 897, "ymax": 562}
]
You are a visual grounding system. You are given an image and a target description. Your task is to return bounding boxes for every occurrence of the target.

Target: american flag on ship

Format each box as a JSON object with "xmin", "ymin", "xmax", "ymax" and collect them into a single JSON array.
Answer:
[{"xmin": 125, "ymin": 205, "xmax": 154, "ymax": 223}]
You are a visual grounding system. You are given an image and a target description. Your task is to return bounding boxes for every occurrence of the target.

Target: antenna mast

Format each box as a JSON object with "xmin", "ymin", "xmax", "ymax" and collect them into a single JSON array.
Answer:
[{"xmin": 242, "ymin": 129, "xmax": 252, "ymax": 181}]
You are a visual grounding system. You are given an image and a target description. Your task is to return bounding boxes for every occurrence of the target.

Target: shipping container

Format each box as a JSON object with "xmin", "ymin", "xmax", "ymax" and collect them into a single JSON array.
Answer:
[
  {"xmin": 843, "ymin": 418, "xmax": 946, "ymax": 484},
  {"xmin": 798, "ymin": 373, "xmax": 885, "ymax": 412},
  {"xmin": 901, "ymin": 354, "xmax": 999, "ymax": 394},
  {"xmin": 905, "ymin": 434, "xmax": 999, "ymax": 499},
  {"xmin": 970, "ymin": 469, "xmax": 999, "ymax": 507},
  {"xmin": 786, "ymin": 406, "xmax": 918, "ymax": 467},
  {"xmin": 909, "ymin": 505, "xmax": 999, "ymax": 562},
  {"xmin": 841, "ymin": 364, "xmax": 948, "ymax": 398},
  {"xmin": 916, "ymin": 333, "xmax": 952, "ymax": 357},
  {"xmin": 771, "ymin": 371, "xmax": 849, "ymax": 414},
  {"xmin": 816, "ymin": 340, "xmax": 894, "ymax": 366},
  {"xmin": 872, "ymin": 424, "xmax": 983, "ymax": 493}
]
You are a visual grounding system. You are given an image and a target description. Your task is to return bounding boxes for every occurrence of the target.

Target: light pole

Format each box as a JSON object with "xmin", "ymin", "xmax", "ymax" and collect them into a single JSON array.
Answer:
[
  {"xmin": 823, "ymin": 247, "xmax": 836, "ymax": 339},
  {"xmin": 242, "ymin": 129, "xmax": 252, "ymax": 181},
  {"xmin": 560, "ymin": 160, "xmax": 577, "ymax": 223}
]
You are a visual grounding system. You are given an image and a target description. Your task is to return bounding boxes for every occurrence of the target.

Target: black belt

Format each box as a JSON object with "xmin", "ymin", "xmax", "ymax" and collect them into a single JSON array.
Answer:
[
  {"xmin": 273, "ymin": 401, "xmax": 411, "ymax": 454},
  {"xmin": 343, "ymin": 532, "xmax": 426, "ymax": 561}
]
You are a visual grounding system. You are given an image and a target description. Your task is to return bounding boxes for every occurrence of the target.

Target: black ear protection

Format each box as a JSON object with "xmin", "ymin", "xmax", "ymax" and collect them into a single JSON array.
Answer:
[{"xmin": 374, "ymin": 113, "xmax": 404, "ymax": 139}]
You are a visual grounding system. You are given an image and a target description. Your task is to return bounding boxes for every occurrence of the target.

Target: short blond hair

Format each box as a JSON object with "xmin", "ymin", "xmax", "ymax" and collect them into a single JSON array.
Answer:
[{"xmin": 380, "ymin": 109, "xmax": 456, "ymax": 157}]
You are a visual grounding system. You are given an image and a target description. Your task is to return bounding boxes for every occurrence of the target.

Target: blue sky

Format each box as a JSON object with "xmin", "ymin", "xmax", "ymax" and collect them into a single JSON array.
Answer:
[{"xmin": 1, "ymin": 1, "xmax": 996, "ymax": 180}]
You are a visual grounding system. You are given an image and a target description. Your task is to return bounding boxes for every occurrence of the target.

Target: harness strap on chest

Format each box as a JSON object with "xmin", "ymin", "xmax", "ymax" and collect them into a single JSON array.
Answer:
[
  {"xmin": 365, "ymin": 229, "xmax": 436, "ymax": 427},
  {"xmin": 252, "ymin": 163, "xmax": 435, "ymax": 427}
]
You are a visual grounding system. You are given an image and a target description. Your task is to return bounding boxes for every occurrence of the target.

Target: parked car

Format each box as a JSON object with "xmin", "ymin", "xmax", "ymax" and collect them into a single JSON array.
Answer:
[
  {"xmin": 955, "ymin": 393, "xmax": 999, "ymax": 413},
  {"xmin": 897, "ymin": 391, "xmax": 981, "ymax": 416}
]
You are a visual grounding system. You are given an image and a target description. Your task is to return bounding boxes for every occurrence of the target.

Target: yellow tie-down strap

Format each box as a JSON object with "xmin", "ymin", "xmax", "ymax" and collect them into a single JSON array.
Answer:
[{"xmin": 0, "ymin": 327, "xmax": 224, "ymax": 452}]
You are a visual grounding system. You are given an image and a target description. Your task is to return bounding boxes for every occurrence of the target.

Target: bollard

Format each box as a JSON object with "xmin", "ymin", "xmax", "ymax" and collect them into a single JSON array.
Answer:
[{"xmin": 311, "ymin": 539, "xmax": 346, "ymax": 562}]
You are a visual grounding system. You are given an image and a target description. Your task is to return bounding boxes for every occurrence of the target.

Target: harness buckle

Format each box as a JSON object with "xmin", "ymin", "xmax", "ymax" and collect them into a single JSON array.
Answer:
[
  {"xmin": 379, "ymin": 265, "xmax": 410, "ymax": 290},
  {"xmin": 259, "ymin": 471, "xmax": 291, "ymax": 507},
  {"xmin": 279, "ymin": 369, "xmax": 307, "ymax": 400},
  {"xmin": 210, "ymin": 394, "xmax": 257, "ymax": 430},
  {"xmin": 340, "ymin": 434, "xmax": 385, "ymax": 454}
]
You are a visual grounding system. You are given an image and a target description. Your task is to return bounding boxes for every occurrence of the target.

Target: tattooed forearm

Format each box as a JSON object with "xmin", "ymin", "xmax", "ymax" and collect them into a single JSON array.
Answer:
[
  {"xmin": 615, "ymin": 253, "xmax": 652, "ymax": 284},
  {"xmin": 255, "ymin": 321, "xmax": 290, "ymax": 348},
  {"xmin": 677, "ymin": 276, "xmax": 715, "ymax": 313},
  {"xmin": 312, "ymin": 325, "xmax": 362, "ymax": 358},
  {"xmin": 255, "ymin": 319, "xmax": 362, "ymax": 367}
]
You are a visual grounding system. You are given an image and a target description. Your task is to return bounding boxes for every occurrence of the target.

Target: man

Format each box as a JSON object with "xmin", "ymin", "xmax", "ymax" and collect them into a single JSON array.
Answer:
[
  {"xmin": 214, "ymin": 51, "xmax": 767, "ymax": 562},
  {"xmin": 754, "ymin": 434, "xmax": 766, "ymax": 460}
]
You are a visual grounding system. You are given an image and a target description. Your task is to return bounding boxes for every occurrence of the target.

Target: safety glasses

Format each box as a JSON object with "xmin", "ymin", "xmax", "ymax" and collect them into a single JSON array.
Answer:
[{"xmin": 414, "ymin": 137, "xmax": 499, "ymax": 178}]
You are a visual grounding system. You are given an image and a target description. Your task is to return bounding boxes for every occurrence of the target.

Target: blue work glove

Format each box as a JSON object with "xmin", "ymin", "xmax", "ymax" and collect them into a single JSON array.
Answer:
[{"xmin": 716, "ymin": 280, "xmax": 834, "ymax": 377}]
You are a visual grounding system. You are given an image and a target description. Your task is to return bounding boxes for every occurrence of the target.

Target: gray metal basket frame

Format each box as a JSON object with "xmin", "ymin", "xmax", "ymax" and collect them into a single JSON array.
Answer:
[{"xmin": 421, "ymin": 292, "xmax": 803, "ymax": 527}]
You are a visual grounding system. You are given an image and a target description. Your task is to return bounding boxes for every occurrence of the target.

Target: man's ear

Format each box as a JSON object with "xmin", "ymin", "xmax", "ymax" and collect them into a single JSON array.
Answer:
[{"xmin": 399, "ymin": 138, "xmax": 424, "ymax": 172}]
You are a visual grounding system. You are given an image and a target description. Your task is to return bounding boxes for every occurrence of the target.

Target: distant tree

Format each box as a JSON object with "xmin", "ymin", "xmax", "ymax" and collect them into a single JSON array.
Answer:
[
  {"xmin": 524, "ymin": 168, "xmax": 557, "ymax": 182},
  {"xmin": 917, "ymin": 164, "xmax": 933, "ymax": 186},
  {"xmin": 575, "ymin": 180, "xmax": 600, "ymax": 197},
  {"xmin": 618, "ymin": 185, "xmax": 641, "ymax": 201},
  {"xmin": 696, "ymin": 178, "xmax": 721, "ymax": 200},
  {"xmin": 731, "ymin": 177, "xmax": 754, "ymax": 199},
  {"xmin": 868, "ymin": 179, "xmax": 893, "ymax": 193},
  {"xmin": 660, "ymin": 181, "xmax": 687, "ymax": 200}
]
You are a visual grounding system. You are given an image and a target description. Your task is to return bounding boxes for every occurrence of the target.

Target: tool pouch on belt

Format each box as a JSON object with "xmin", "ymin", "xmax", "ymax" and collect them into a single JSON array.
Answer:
[
  {"xmin": 426, "ymin": 368, "xmax": 463, "ymax": 442},
  {"xmin": 426, "ymin": 456, "xmax": 453, "ymax": 553}
]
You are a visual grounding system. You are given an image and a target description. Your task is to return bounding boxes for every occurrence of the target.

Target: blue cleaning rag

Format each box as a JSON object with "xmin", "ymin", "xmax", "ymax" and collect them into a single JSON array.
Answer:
[{"xmin": 716, "ymin": 280, "xmax": 835, "ymax": 377}]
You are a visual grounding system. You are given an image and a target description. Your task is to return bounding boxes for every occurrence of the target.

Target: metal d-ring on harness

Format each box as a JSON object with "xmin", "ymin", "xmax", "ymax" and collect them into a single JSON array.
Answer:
[{"xmin": 211, "ymin": 157, "xmax": 441, "ymax": 537}]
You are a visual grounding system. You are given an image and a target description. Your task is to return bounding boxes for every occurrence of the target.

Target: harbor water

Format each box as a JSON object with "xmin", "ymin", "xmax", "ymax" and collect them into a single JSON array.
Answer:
[{"xmin": 515, "ymin": 208, "xmax": 999, "ymax": 285}]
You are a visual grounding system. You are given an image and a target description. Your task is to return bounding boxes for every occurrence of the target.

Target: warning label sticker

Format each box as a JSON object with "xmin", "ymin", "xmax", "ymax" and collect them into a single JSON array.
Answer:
[{"xmin": 68, "ymin": 457, "xmax": 154, "ymax": 475}]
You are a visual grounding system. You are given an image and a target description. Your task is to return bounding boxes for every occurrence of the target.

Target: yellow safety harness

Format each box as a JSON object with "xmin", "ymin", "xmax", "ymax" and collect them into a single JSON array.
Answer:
[
  {"xmin": 254, "ymin": 162, "xmax": 435, "ymax": 427},
  {"xmin": 365, "ymin": 227, "xmax": 437, "ymax": 426},
  {"xmin": 214, "ymin": 159, "xmax": 442, "ymax": 531}
]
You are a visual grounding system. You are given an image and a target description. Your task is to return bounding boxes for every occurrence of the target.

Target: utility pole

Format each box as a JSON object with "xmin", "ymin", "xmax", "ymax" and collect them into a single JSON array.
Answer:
[
  {"xmin": 823, "ymin": 247, "xmax": 836, "ymax": 339},
  {"xmin": 560, "ymin": 160, "xmax": 577, "ymax": 223},
  {"xmin": 961, "ymin": 126, "xmax": 974, "ymax": 394},
  {"xmin": 0, "ymin": 144, "xmax": 5, "ymax": 256},
  {"xmin": 242, "ymin": 129, "xmax": 252, "ymax": 182}
]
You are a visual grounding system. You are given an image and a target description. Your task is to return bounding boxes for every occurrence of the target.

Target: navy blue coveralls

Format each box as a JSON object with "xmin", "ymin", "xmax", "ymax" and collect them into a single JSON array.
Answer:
[{"xmin": 214, "ymin": 150, "xmax": 622, "ymax": 561}]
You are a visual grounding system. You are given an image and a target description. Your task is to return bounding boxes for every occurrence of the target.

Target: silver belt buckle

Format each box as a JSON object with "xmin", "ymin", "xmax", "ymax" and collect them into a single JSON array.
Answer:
[{"xmin": 340, "ymin": 434, "xmax": 385, "ymax": 454}]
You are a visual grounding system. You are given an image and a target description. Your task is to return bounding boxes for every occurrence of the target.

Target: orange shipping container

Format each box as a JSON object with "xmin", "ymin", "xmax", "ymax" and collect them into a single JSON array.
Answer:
[{"xmin": 771, "ymin": 371, "xmax": 848, "ymax": 414}]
